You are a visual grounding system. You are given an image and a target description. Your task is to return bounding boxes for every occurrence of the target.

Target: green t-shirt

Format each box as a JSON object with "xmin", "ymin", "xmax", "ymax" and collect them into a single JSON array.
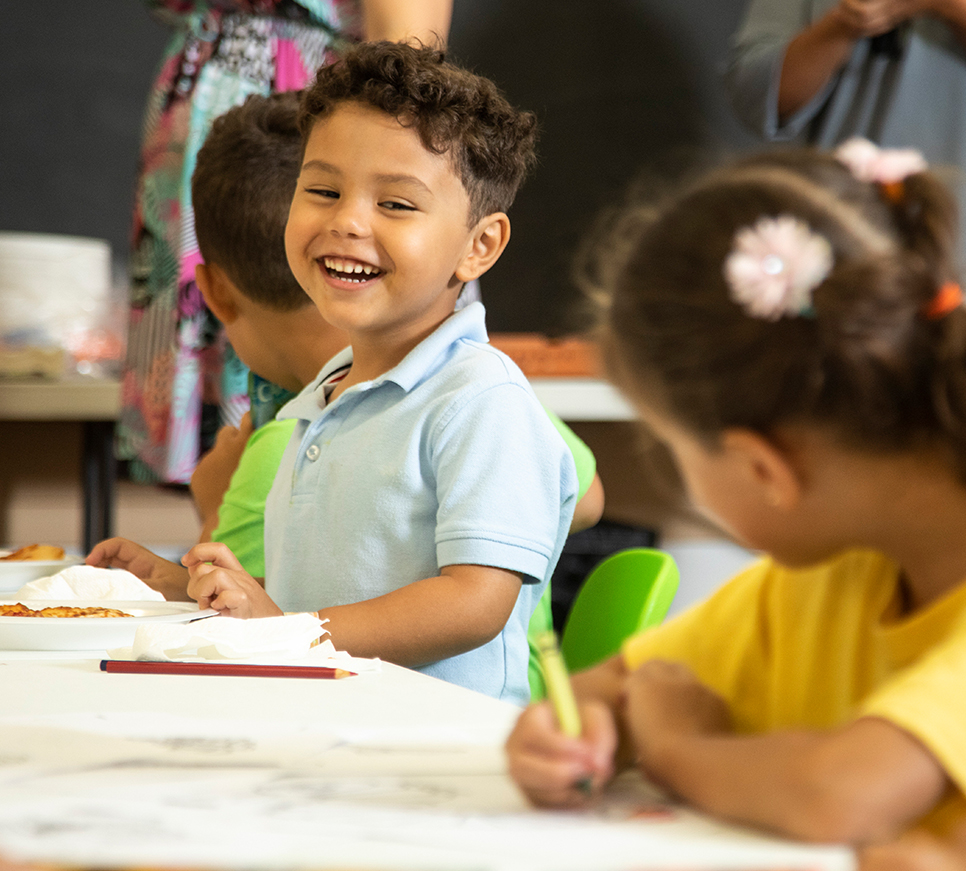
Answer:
[
  {"xmin": 212, "ymin": 417, "xmax": 297, "ymax": 579},
  {"xmin": 543, "ymin": 407, "xmax": 597, "ymax": 498}
]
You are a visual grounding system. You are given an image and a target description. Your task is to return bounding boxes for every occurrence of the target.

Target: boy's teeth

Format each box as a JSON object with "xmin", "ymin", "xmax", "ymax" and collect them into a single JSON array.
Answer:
[{"xmin": 323, "ymin": 257, "xmax": 379, "ymax": 278}]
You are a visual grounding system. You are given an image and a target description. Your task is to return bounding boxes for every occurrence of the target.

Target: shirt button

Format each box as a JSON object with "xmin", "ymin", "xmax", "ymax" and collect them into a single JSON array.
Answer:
[{"xmin": 305, "ymin": 444, "xmax": 321, "ymax": 461}]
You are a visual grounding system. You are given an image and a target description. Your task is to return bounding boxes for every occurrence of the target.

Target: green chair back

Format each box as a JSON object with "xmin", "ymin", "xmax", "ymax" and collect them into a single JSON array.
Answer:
[{"xmin": 559, "ymin": 547, "xmax": 679, "ymax": 673}]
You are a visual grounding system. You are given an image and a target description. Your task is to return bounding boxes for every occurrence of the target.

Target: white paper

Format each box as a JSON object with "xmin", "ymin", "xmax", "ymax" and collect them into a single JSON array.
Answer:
[
  {"xmin": 0, "ymin": 716, "xmax": 855, "ymax": 871},
  {"xmin": 15, "ymin": 565, "xmax": 165, "ymax": 601},
  {"xmin": 108, "ymin": 612, "xmax": 334, "ymax": 662}
]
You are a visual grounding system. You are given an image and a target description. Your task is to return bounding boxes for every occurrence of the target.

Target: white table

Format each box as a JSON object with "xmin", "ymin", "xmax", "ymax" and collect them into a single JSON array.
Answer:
[{"xmin": 0, "ymin": 652, "xmax": 854, "ymax": 871}]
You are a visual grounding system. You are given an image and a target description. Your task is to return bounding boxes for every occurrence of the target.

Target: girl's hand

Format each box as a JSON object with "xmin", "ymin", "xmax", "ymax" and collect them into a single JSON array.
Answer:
[
  {"xmin": 182, "ymin": 542, "xmax": 282, "ymax": 618},
  {"xmin": 623, "ymin": 660, "xmax": 732, "ymax": 770},
  {"xmin": 505, "ymin": 700, "xmax": 617, "ymax": 807},
  {"xmin": 859, "ymin": 823, "xmax": 966, "ymax": 871}
]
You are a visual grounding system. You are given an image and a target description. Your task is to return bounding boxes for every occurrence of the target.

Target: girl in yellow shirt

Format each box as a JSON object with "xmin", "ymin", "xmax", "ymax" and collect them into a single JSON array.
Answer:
[{"xmin": 506, "ymin": 139, "xmax": 966, "ymax": 859}]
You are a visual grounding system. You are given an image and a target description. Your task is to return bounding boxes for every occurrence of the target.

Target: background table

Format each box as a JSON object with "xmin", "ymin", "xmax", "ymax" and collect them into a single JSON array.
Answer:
[
  {"xmin": 0, "ymin": 375, "xmax": 630, "ymax": 556},
  {"xmin": 530, "ymin": 377, "xmax": 635, "ymax": 421},
  {"xmin": 0, "ymin": 377, "xmax": 120, "ymax": 552}
]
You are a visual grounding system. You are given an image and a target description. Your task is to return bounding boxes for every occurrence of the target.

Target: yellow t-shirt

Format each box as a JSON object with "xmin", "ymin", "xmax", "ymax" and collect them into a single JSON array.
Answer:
[{"xmin": 622, "ymin": 549, "xmax": 966, "ymax": 835}]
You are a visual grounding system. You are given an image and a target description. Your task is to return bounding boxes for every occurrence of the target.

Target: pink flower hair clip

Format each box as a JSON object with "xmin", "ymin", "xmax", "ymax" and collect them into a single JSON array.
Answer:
[
  {"xmin": 834, "ymin": 137, "xmax": 927, "ymax": 203},
  {"xmin": 723, "ymin": 215, "xmax": 833, "ymax": 321}
]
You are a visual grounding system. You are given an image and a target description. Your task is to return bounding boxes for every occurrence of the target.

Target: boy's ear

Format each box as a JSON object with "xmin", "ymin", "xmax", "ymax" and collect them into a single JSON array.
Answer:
[
  {"xmin": 721, "ymin": 428, "xmax": 803, "ymax": 511},
  {"xmin": 195, "ymin": 263, "xmax": 240, "ymax": 325},
  {"xmin": 455, "ymin": 213, "xmax": 511, "ymax": 283}
]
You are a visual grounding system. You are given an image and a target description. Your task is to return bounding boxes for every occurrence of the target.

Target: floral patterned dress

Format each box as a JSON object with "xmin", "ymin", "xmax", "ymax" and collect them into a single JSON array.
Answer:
[{"xmin": 119, "ymin": 0, "xmax": 360, "ymax": 484}]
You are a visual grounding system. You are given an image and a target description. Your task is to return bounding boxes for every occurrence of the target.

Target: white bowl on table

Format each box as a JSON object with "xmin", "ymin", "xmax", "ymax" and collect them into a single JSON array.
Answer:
[
  {"xmin": 0, "ymin": 553, "xmax": 84, "ymax": 593},
  {"xmin": 0, "ymin": 599, "xmax": 217, "ymax": 651}
]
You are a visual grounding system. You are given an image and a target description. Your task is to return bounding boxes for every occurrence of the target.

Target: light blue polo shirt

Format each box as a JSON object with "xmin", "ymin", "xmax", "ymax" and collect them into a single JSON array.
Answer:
[{"xmin": 264, "ymin": 303, "xmax": 577, "ymax": 704}]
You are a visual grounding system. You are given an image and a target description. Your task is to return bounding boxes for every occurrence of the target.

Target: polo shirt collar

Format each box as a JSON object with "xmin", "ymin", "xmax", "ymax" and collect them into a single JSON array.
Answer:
[
  {"xmin": 277, "ymin": 302, "xmax": 488, "ymax": 422},
  {"xmin": 388, "ymin": 302, "xmax": 488, "ymax": 392}
]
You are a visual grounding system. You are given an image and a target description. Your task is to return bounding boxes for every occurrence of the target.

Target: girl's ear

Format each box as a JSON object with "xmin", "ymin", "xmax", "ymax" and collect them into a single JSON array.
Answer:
[
  {"xmin": 721, "ymin": 428, "xmax": 803, "ymax": 511},
  {"xmin": 195, "ymin": 262, "xmax": 240, "ymax": 325},
  {"xmin": 455, "ymin": 213, "xmax": 511, "ymax": 283}
]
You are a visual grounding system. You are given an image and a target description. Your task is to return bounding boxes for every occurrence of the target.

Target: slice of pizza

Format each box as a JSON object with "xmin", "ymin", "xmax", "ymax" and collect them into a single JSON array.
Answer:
[
  {"xmin": 0, "ymin": 603, "xmax": 132, "ymax": 618},
  {"xmin": 0, "ymin": 544, "xmax": 66, "ymax": 561}
]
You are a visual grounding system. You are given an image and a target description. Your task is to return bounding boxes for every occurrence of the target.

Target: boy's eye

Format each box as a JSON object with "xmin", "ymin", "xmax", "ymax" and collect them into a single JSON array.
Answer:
[
  {"xmin": 306, "ymin": 187, "xmax": 338, "ymax": 199},
  {"xmin": 381, "ymin": 201, "xmax": 416, "ymax": 212}
]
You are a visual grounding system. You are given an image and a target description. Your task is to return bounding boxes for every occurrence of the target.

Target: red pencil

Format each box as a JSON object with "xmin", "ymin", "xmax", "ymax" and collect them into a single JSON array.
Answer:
[{"xmin": 100, "ymin": 660, "xmax": 356, "ymax": 679}]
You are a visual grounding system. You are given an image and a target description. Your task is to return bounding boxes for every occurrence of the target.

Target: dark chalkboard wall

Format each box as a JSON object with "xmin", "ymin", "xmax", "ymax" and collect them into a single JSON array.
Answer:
[{"xmin": 0, "ymin": 0, "xmax": 757, "ymax": 333}]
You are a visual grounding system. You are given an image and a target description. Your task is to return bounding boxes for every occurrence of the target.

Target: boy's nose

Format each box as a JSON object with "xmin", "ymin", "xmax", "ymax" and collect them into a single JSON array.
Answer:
[{"xmin": 329, "ymin": 200, "xmax": 370, "ymax": 238}]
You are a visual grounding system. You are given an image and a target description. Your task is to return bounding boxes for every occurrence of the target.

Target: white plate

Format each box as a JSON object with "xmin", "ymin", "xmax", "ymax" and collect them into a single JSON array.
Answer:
[
  {"xmin": 0, "ymin": 600, "xmax": 218, "ymax": 650},
  {"xmin": 0, "ymin": 555, "xmax": 84, "ymax": 592}
]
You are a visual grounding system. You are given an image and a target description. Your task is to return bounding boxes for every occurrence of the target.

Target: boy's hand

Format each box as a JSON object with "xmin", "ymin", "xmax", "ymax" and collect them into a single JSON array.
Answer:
[
  {"xmin": 190, "ymin": 412, "xmax": 254, "ymax": 537},
  {"xmin": 86, "ymin": 537, "xmax": 191, "ymax": 601},
  {"xmin": 623, "ymin": 660, "xmax": 731, "ymax": 771},
  {"xmin": 505, "ymin": 700, "xmax": 617, "ymax": 808},
  {"xmin": 183, "ymin": 541, "xmax": 282, "ymax": 618}
]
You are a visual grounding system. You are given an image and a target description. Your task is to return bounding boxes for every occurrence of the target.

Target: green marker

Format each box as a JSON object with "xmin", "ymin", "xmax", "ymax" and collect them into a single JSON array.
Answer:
[{"xmin": 535, "ymin": 631, "xmax": 593, "ymax": 794}]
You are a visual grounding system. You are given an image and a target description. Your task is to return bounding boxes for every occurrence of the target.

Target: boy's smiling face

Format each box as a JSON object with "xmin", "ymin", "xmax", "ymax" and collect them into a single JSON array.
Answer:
[{"xmin": 285, "ymin": 102, "xmax": 488, "ymax": 353}]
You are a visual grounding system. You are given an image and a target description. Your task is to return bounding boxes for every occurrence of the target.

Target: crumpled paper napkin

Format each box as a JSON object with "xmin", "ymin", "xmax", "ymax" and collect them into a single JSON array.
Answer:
[
  {"xmin": 109, "ymin": 612, "xmax": 369, "ymax": 667},
  {"xmin": 16, "ymin": 565, "xmax": 166, "ymax": 601}
]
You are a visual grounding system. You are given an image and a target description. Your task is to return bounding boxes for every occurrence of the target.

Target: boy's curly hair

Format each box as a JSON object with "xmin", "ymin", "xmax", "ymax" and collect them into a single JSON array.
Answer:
[{"xmin": 299, "ymin": 41, "xmax": 538, "ymax": 225}]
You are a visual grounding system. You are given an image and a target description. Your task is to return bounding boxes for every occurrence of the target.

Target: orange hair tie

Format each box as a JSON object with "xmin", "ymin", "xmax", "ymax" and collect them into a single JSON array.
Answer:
[
  {"xmin": 923, "ymin": 281, "xmax": 964, "ymax": 319},
  {"xmin": 879, "ymin": 180, "xmax": 905, "ymax": 204}
]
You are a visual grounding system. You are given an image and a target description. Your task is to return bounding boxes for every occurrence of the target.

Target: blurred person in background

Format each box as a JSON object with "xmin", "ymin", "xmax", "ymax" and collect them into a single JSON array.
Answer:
[{"xmin": 118, "ymin": 0, "xmax": 452, "ymax": 485}]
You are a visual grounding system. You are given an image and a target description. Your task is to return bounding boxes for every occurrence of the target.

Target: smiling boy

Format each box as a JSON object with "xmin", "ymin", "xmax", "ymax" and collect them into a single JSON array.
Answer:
[
  {"xmin": 182, "ymin": 42, "xmax": 578, "ymax": 704},
  {"xmin": 285, "ymin": 100, "xmax": 500, "ymax": 388}
]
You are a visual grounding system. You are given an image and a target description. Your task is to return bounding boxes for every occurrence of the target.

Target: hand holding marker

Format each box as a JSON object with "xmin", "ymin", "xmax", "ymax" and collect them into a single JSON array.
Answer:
[{"xmin": 535, "ymin": 630, "xmax": 593, "ymax": 794}]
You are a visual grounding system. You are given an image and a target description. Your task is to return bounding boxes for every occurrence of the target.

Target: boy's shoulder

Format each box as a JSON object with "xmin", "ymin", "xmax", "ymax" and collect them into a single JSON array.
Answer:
[
  {"xmin": 421, "ymin": 334, "xmax": 536, "ymax": 419},
  {"xmin": 449, "ymin": 335, "xmax": 529, "ymax": 387},
  {"xmin": 395, "ymin": 303, "xmax": 533, "ymax": 397}
]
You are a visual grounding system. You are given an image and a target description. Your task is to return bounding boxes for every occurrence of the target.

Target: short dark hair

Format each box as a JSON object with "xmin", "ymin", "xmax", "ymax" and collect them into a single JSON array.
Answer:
[
  {"xmin": 298, "ymin": 41, "xmax": 538, "ymax": 225},
  {"xmin": 192, "ymin": 91, "xmax": 310, "ymax": 311}
]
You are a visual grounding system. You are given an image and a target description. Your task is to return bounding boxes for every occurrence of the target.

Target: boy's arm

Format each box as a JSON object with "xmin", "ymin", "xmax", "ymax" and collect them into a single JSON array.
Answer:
[
  {"xmin": 190, "ymin": 413, "xmax": 253, "ymax": 542},
  {"xmin": 541, "ymin": 407, "xmax": 604, "ymax": 534},
  {"xmin": 316, "ymin": 563, "xmax": 523, "ymax": 663},
  {"xmin": 624, "ymin": 661, "xmax": 949, "ymax": 845},
  {"xmin": 571, "ymin": 473, "xmax": 605, "ymax": 534},
  {"xmin": 184, "ymin": 542, "xmax": 523, "ymax": 665}
]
